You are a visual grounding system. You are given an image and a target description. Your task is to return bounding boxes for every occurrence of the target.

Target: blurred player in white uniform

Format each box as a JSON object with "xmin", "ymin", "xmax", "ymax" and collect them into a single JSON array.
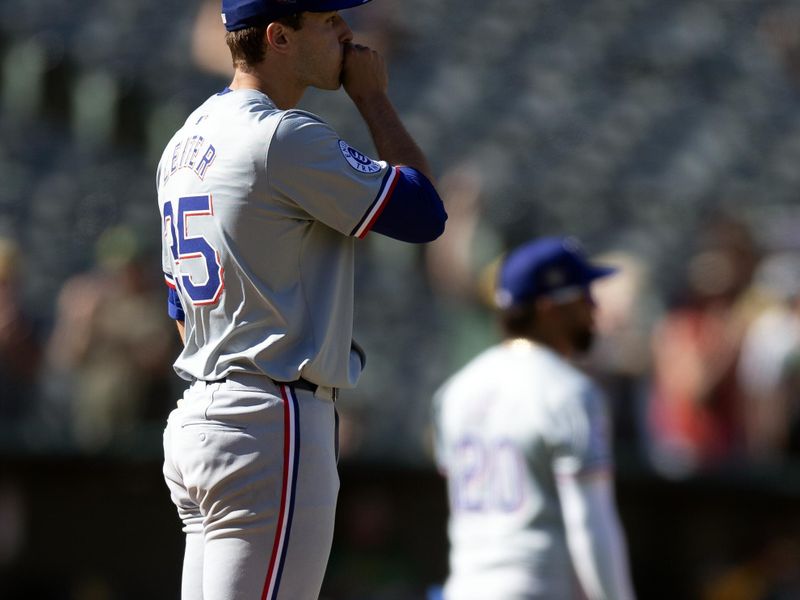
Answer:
[
  {"xmin": 158, "ymin": 1, "xmax": 446, "ymax": 598},
  {"xmin": 433, "ymin": 237, "xmax": 635, "ymax": 600}
]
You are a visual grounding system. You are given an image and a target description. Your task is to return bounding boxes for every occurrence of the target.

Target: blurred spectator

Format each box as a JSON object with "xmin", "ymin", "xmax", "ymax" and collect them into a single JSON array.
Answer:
[
  {"xmin": 583, "ymin": 247, "xmax": 664, "ymax": 451},
  {"xmin": 190, "ymin": 0, "xmax": 230, "ymax": 78},
  {"xmin": 43, "ymin": 225, "xmax": 178, "ymax": 450},
  {"xmin": 646, "ymin": 216, "xmax": 763, "ymax": 474},
  {"xmin": 760, "ymin": 5, "xmax": 800, "ymax": 87},
  {"xmin": 737, "ymin": 252, "xmax": 800, "ymax": 463},
  {"xmin": 0, "ymin": 237, "xmax": 42, "ymax": 421},
  {"xmin": 425, "ymin": 164, "xmax": 485, "ymax": 301},
  {"xmin": 424, "ymin": 162, "xmax": 502, "ymax": 371},
  {"xmin": 778, "ymin": 346, "xmax": 800, "ymax": 458}
]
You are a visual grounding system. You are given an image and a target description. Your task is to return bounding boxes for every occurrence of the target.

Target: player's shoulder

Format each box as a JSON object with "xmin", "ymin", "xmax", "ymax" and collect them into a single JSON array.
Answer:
[
  {"xmin": 434, "ymin": 343, "xmax": 516, "ymax": 402},
  {"xmin": 518, "ymin": 341, "xmax": 589, "ymax": 381},
  {"xmin": 553, "ymin": 355, "xmax": 594, "ymax": 392},
  {"xmin": 543, "ymin": 358, "xmax": 604, "ymax": 422},
  {"xmin": 278, "ymin": 108, "xmax": 327, "ymax": 126},
  {"xmin": 185, "ymin": 88, "xmax": 292, "ymax": 135},
  {"xmin": 269, "ymin": 110, "xmax": 353, "ymax": 171},
  {"xmin": 490, "ymin": 338, "xmax": 575, "ymax": 378},
  {"xmin": 454, "ymin": 344, "xmax": 509, "ymax": 379},
  {"xmin": 272, "ymin": 108, "xmax": 333, "ymax": 143},
  {"xmin": 498, "ymin": 341, "xmax": 600, "ymax": 411}
]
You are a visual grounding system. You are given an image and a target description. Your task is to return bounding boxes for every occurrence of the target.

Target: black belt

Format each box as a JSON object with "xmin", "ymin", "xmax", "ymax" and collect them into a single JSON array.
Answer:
[
  {"xmin": 283, "ymin": 377, "xmax": 318, "ymax": 393},
  {"xmin": 204, "ymin": 376, "xmax": 318, "ymax": 394}
]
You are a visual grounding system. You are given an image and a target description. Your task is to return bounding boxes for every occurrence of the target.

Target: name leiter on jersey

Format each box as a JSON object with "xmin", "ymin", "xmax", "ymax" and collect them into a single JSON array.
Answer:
[{"xmin": 163, "ymin": 133, "xmax": 217, "ymax": 185}]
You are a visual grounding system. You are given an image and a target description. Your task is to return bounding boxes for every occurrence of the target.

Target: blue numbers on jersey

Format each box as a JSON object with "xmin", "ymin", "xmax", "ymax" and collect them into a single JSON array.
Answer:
[
  {"xmin": 163, "ymin": 194, "xmax": 224, "ymax": 305},
  {"xmin": 450, "ymin": 437, "xmax": 525, "ymax": 513}
]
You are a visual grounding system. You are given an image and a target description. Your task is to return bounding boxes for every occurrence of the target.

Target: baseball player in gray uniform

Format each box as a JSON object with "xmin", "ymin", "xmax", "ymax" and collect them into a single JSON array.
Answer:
[
  {"xmin": 157, "ymin": 1, "xmax": 446, "ymax": 598},
  {"xmin": 433, "ymin": 237, "xmax": 635, "ymax": 600}
]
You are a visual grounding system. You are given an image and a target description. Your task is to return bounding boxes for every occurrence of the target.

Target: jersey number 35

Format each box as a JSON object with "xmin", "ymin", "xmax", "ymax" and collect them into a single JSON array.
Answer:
[{"xmin": 163, "ymin": 194, "xmax": 224, "ymax": 305}]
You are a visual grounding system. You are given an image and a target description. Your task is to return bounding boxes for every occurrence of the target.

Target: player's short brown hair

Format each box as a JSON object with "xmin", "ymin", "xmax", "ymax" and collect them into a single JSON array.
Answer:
[{"xmin": 225, "ymin": 13, "xmax": 304, "ymax": 70}]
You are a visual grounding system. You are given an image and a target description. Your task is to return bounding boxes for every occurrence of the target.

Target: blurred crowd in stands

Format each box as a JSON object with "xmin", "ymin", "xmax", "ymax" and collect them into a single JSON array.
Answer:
[{"xmin": 0, "ymin": 0, "xmax": 800, "ymax": 475}]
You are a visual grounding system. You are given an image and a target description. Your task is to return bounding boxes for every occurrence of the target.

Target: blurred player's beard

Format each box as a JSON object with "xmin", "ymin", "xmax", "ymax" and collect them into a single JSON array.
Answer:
[{"xmin": 572, "ymin": 327, "xmax": 595, "ymax": 354}]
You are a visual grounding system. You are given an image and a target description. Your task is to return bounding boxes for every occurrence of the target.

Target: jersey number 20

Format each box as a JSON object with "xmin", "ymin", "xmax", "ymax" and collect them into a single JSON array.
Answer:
[
  {"xmin": 163, "ymin": 194, "xmax": 224, "ymax": 305},
  {"xmin": 451, "ymin": 437, "xmax": 526, "ymax": 513}
]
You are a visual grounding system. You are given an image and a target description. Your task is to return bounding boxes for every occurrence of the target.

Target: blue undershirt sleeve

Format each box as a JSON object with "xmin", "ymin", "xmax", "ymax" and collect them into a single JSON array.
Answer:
[
  {"xmin": 167, "ymin": 288, "xmax": 185, "ymax": 321},
  {"xmin": 370, "ymin": 166, "xmax": 447, "ymax": 243}
]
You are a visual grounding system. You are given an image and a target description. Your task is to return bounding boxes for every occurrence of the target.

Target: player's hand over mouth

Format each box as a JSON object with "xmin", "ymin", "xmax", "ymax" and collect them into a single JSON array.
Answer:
[{"xmin": 342, "ymin": 42, "xmax": 388, "ymax": 103}]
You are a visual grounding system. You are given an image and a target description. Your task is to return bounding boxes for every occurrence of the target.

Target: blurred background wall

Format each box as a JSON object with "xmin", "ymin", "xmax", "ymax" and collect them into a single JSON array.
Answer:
[{"xmin": 1, "ymin": 0, "xmax": 800, "ymax": 598}]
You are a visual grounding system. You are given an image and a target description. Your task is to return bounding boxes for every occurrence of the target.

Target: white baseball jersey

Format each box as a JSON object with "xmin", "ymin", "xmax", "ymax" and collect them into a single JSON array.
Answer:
[
  {"xmin": 157, "ymin": 87, "xmax": 398, "ymax": 388},
  {"xmin": 433, "ymin": 339, "xmax": 613, "ymax": 600}
]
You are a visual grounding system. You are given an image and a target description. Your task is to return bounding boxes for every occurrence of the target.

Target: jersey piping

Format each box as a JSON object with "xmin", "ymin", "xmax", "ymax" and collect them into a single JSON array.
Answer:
[
  {"xmin": 350, "ymin": 166, "xmax": 399, "ymax": 238},
  {"xmin": 261, "ymin": 385, "xmax": 300, "ymax": 600}
]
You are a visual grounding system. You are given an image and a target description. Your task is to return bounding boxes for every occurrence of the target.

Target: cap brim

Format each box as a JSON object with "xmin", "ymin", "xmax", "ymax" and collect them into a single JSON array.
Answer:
[
  {"xmin": 585, "ymin": 265, "xmax": 618, "ymax": 282},
  {"xmin": 223, "ymin": 0, "xmax": 372, "ymax": 31},
  {"xmin": 309, "ymin": 0, "xmax": 373, "ymax": 12}
]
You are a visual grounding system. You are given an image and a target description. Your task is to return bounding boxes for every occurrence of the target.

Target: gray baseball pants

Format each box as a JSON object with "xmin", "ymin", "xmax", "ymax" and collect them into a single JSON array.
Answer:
[{"xmin": 163, "ymin": 374, "xmax": 339, "ymax": 600}]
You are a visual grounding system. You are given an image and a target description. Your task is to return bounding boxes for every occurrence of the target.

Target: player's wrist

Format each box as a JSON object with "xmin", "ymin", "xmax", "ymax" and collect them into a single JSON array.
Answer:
[
  {"xmin": 351, "ymin": 92, "xmax": 396, "ymax": 125},
  {"xmin": 346, "ymin": 88, "xmax": 390, "ymax": 110}
]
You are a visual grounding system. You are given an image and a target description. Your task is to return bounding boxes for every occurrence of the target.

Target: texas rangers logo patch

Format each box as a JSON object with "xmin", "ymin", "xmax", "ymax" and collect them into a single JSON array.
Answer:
[{"xmin": 338, "ymin": 140, "xmax": 382, "ymax": 174}]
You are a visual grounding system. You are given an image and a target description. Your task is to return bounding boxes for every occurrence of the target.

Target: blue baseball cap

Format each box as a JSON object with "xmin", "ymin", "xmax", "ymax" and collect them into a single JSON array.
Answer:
[
  {"xmin": 222, "ymin": 0, "xmax": 372, "ymax": 31},
  {"xmin": 495, "ymin": 236, "xmax": 617, "ymax": 309}
]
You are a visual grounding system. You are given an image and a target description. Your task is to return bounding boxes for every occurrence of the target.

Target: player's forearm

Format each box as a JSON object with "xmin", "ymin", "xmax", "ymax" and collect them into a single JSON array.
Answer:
[
  {"xmin": 558, "ymin": 474, "xmax": 636, "ymax": 600},
  {"xmin": 570, "ymin": 510, "xmax": 635, "ymax": 600},
  {"xmin": 176, "ymin": 320, "xmax": 186, "ymax": 345},
  {"xmin": 353, "ymin": 93, "xmax": 434, "ymax": 182}
]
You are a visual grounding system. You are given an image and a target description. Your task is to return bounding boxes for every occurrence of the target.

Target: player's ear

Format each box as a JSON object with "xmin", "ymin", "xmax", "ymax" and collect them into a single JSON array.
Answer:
[{"xmin": 265, "ymin": 22, "xmax": 292, "ymax": 54}]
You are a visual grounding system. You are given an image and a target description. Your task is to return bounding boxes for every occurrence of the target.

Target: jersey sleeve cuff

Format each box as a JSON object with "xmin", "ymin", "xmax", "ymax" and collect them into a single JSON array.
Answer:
[{"xmin": 350, "ymin": 166, "xmax": 399, "ymax": 239}]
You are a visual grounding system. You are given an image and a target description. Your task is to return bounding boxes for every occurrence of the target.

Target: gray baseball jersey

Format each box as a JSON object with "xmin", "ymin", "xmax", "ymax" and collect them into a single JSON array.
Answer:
[
  {"xmin": 433, "ymin": 339, "xmax": 613, "ymax": 600},
  {"xmin": 157, "ymin": 87, "xmax": 398, "ymax": 387}
]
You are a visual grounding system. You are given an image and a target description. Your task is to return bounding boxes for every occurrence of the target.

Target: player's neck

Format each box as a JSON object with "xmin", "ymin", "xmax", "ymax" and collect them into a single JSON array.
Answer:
[{"xmin": 229, "ymin": 69, "xmax": 305, "ymax": 110}]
